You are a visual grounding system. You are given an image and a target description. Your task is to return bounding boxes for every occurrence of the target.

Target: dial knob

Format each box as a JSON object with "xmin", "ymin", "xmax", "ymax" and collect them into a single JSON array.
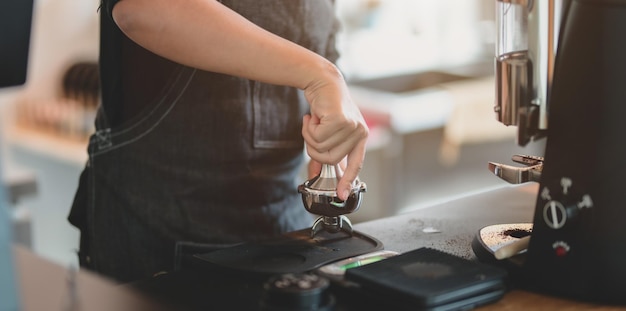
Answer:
[{"xmin": 540, "ymin": 177, "xmax": 593, "ymax": 229}]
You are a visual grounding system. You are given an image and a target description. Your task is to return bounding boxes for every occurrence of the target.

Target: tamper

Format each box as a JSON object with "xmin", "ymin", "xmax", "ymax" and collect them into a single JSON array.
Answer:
[{"xmin": 297, "ymin": 164, "xmax": 366, "ymax": 237}]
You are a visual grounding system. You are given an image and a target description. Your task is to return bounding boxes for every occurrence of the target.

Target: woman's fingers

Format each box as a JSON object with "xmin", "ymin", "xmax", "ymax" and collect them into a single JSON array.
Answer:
[
  {"xmin": 302, "ymin": 113, "xmax": 368, "ymax": 201},
  {"xmin": 302, "ymin": 114, "xmax": 367, "ymax": 164}
]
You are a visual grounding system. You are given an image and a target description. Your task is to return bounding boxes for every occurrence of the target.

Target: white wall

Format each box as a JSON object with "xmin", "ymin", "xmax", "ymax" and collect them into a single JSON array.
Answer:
[
  {"xmin": 1, "ymin": 0, "xmax": 99, "ymax": 267},
  {"xmin": 19, "ymin": 0, "xmax": 99, "ymax": 103},
  {"xmin": 1, "ymin": 0, "xmax": 99, "ymax": 135},
  {"xmin": 335, "ymin": 0, "xmax": 493, "ymax": 79}
]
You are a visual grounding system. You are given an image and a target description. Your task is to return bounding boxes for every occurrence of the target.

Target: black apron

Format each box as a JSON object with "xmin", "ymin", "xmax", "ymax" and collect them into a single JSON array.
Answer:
[{"xmin": 69, "ymin": 0, "xmax": 340, "ymax": 282}]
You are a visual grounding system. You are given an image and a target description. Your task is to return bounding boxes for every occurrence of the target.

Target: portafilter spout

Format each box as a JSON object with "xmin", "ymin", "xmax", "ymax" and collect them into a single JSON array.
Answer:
[{"xmin": 297, "ymin": 163, "xmax": 367, "ymax": 237}]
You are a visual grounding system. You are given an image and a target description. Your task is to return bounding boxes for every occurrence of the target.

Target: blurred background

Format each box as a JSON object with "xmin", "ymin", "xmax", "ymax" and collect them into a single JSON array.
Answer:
[{"xmin": 0, "ymin": 0, "xmax": 543, "ymax": 268}]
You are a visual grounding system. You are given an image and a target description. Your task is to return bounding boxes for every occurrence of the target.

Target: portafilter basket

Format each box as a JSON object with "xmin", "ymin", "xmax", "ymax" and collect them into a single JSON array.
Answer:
[{"xmin": 297, "ymin": 163, "xmax": 367, "ymax": 237}]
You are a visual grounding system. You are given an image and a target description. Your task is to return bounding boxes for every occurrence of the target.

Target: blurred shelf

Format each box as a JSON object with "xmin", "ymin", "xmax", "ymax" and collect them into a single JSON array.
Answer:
[
  {"xmin": 6, "ymin": 124, "xmax": 88, "ymax": 166},
  {"xmin": 6, "ymin": 123, "xmax": 391, "ymax": 167},
  {"xmin": 2, "ymin": 167, "xmax": 37, "ymax": 205}
]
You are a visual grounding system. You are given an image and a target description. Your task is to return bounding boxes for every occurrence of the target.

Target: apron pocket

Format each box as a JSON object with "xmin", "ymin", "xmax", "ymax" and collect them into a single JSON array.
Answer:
[{"xmin": 252, "ymin": 82, "xmax": 306, "ymax": 149}]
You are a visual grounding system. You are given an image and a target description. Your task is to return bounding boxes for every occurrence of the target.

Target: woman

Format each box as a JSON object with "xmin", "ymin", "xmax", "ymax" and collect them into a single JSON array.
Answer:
[{"xmin": 69, "ymin": 0, "xmax": 368, "ymax": 283}]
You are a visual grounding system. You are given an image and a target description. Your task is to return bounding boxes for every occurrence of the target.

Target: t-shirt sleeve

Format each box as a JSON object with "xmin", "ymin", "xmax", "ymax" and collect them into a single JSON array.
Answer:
[{"xmin": 100, "ymin": 0, "xmax": 120, "ymax": 21}]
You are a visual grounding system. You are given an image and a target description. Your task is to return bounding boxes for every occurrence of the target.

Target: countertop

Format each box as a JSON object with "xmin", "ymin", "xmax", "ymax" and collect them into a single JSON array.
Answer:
[
  {"xmin": 354, "ymin": 183, "xmax": 538, "ymax": 258},
  {"xmin": 354, "ymin": 183, "xmax": 625, "ymax": 310},
  {"xmin": 13, "ymin": 183, "xmax": 626, "ymax": 310}
]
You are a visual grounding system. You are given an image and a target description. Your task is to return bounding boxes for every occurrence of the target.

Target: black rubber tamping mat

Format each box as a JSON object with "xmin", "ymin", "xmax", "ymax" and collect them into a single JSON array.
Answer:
[{"xmin": 193, "ymin": 228, "xmax": 383, "ymax": 276}]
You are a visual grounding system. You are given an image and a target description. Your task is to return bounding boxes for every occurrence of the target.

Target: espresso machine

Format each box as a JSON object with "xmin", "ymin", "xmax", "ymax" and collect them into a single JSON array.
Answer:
[{"xmin": 477, "ymin": 0, "xmax": 626, "ymax": 303}]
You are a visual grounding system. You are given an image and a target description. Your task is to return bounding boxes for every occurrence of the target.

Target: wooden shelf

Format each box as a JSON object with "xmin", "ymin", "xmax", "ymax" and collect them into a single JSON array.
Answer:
[{"xmin": 6, "ymin": 124, "xmax": 88, "ymax": 166}]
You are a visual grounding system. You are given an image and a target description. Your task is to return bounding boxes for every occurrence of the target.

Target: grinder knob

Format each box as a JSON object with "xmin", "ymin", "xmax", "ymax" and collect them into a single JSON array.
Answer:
[{"xmin": 539, "ymin": 177, "xmax": 594, "ymax": 230}]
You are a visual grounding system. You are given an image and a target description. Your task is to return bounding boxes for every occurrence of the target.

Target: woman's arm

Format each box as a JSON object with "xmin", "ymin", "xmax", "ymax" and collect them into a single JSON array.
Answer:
[{"xmin": 112, "ymin": 0, "xmax": 368, "ymax": 200}]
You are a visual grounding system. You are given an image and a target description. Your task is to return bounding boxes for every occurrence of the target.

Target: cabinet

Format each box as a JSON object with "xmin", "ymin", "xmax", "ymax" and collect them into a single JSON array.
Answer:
[{"xmin": 5, "ymin": 125, "xmax": 85, "ymax": 267}]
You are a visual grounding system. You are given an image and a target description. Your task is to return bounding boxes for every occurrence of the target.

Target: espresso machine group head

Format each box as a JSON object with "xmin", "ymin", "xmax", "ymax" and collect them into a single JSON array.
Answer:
[{"xmin": 488, "ymin": 0, "xmax": 626, "ymax": 303}]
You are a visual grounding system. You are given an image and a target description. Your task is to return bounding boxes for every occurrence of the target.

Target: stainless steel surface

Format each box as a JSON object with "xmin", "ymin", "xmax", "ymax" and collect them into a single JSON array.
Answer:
[
  {"xmin": 298, "ymin": 164, "xmax": 367, "ymax": 237},
  {"xmin": 527, "ymin": 0, "xmax": 563, "ymax": 135},
  {"xmin": 489, "ymin": 154, "xmax": 542, "ymax": 184},
  {"xmin": 495, "ymin": 51, "xmax": 529, "ymax": 127},
  {"xmin": 310, "ymin": 215, "xmax": 353, "ymax": 237},
  {"xmin": 495, "ymin": 0, "xmax": 564, "ymax": 145}
]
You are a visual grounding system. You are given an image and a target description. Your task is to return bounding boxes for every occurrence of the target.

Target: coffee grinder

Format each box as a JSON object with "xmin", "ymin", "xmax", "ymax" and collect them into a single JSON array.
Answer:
[{"xmin": 475, "ymin": 0, "xmax": 626, "ymax": 303}]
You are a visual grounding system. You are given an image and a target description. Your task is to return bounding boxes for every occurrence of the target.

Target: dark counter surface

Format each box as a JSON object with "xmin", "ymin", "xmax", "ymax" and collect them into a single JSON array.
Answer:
[
  {"xmin": 354, "ymin": 184, "xmax": 537, "ymax": 257},
  {"xmin": 15, "ymin": 183, "xmax": 626, "ymax": 310}
]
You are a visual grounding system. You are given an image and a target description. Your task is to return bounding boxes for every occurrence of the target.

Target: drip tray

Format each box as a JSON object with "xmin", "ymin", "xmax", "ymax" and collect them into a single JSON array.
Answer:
[{"xmin": 194, "ymin": 229, "xmax": 383, "ymax": 276}]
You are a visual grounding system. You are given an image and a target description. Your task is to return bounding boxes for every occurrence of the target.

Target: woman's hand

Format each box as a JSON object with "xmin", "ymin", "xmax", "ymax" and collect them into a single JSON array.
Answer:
[{"xmin": 302, "ymin": 65, "xmax": 369, "ymax": 201}]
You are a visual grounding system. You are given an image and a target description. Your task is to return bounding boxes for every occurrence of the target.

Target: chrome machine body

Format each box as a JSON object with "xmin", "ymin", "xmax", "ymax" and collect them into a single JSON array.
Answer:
[{"xmin": 490, "ymin": 0, "xmax": 626, "ymax": 303}]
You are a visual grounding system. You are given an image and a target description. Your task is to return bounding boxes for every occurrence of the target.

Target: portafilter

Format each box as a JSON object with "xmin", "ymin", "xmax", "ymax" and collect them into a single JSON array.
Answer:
[{"xmin": 298, "ymin": 163, "xmax": 367, "ymax": 237}]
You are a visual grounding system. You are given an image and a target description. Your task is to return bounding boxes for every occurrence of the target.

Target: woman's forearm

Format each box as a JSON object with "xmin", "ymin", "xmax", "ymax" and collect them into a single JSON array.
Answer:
[
  {"xmin": 112, "ymin": 0, "xmax": 369, "ymax": 200},
  {"xmin": 112, "ymin": 0, "xmax": 337, "ymax": 90}
]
